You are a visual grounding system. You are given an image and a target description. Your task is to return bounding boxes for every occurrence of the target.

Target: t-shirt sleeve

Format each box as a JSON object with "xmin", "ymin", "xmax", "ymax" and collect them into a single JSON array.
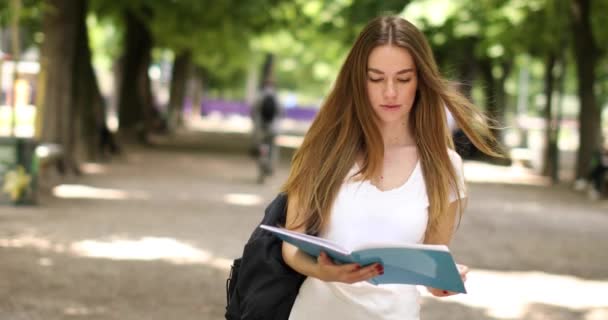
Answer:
[{"xmin": 448, "ymin": 149, "xmax": 466, "ymax": 202}]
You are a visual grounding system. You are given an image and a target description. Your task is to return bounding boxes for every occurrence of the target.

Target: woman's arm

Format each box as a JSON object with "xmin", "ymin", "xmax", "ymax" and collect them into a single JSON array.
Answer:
[
  {"xmin": 425, "ymin": 199, "xmax": 461, "ymax": 245},
  {"xmin": 425, "ymin": 200, "xmax": 469, "ymax": 296},
  {"xmin": 281, "ymin": 193, "xmax": 381, "ymax": 283}
]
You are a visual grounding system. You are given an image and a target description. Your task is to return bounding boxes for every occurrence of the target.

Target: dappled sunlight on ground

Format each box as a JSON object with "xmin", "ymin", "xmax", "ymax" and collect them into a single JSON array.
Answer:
[
  {"xmin": 223, "ymin": 193, "xmax": 264, "ymax": 206},
  {"xmin": 473, "ymin": 198, "xmax": 545, "ymax": 214},
  {"xmin": 37, "ymin": 257, "xmax": 53, "ymax": 267},
  {"xmin": 71, "ymin": 237, "xmax": 232, "ymax": 270},
  {"xmin": 52, "ymin": 184, "xmax": 149, "ymax": 200},
  {"xmin": 63, "ymin": 305, "xmax": 107, "ymax": 316},
  {"xmin": 3, "ymin": 232, "xmax": 606, "ymax": 319},
  {"xmin": 421, "ymin": 268, "xmax": 608, "ymax": 319},
  {"xmin": 79, "ymin": 163, "xmax": 109, "ymax": 175},
  {"xmin": 1, "ymin": 136, "xmax": 603, "ymax": 319},
  {"xmin": 464, "ymin": 161, "xmax": 551, "ymax": 186},
  {"xmin": 0, "ymin": 233, "xmax": 66, "ymax": 253},
  {"xmin": 0, "ymin": 233, "xmax": 232, "ymax": 271}
]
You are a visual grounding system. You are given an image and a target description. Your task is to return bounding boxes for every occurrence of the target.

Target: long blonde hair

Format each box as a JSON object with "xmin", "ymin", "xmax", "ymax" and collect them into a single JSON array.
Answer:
[{"xmin": 282, "ymin": 16, "xmax": 499, "ymax": 240}]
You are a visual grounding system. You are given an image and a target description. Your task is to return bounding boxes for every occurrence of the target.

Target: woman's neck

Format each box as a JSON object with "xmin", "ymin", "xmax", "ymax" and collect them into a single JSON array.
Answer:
[{"xmin": 379, "ymin": 118, "xmax": 415, "ymax": 149}]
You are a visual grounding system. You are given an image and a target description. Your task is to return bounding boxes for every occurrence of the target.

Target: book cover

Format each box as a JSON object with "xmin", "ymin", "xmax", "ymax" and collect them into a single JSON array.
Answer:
[{"xmin": 260, "ymin": 224, "xmax": 466, "ymax": 293}]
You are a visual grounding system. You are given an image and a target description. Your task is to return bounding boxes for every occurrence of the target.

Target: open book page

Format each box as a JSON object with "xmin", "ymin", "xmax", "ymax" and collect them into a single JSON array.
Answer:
[
  {"xmin": 260, "ymin": 225, "xmax": 356, "ymax": 262},
  {"xmin": 354, "ymin": 246, "xmax": 465, "ymax": 292},
  {"xmin": 352, "ymin": 241, "xmax": 448, "ymax": 252},
  {"xmin": 261, "ymin": 225, "xmax": 466, "ymax": 293}
]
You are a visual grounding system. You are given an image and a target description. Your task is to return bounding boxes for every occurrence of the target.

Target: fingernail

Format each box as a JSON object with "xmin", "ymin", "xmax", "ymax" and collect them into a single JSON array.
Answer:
[{"xmin": 443, "ymin": 290, "xmax": 449, "ymax": 294}]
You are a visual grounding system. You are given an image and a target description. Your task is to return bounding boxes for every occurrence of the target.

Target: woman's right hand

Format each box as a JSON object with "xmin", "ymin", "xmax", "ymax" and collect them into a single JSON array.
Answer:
[{"xmin": 314, "ymin": 251, "xmax": 383, "ymax": 284}]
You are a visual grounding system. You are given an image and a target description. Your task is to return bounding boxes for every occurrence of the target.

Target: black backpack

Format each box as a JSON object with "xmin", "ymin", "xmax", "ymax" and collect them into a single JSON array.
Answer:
[
  {"xmin": 260, "ymin": 94, "xmax": 278, "ymax": 122},
  {"xmin": 225, "ymin": 193, "xmax": 308, "ymax": 320}
]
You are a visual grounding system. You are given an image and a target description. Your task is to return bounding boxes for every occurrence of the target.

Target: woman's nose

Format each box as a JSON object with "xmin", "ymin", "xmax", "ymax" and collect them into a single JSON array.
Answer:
[{"xmin": 384, "ymin": 81, "xmax": 397, "ymax": 98}]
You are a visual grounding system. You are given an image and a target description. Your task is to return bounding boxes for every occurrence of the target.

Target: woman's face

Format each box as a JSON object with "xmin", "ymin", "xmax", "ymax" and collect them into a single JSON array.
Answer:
[{"xmin": 366, "ymin": 45, "xmax": 418, "ymax": 125}]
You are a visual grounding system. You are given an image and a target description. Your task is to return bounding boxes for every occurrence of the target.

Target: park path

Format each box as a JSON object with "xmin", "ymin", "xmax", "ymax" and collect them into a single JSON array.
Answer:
[{"xmin": 0, "ymin": 132, "xmax": 607, "ymax": 320}]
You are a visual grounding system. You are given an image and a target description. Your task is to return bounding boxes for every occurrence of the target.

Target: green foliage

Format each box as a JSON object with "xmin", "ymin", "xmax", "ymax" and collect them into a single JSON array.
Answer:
[
  {"xmin": 513, "ymin": 0, "xmax": 570, "ymax": 57},
  {"xmin": 403, "ymin": 0, "xmax": 522, "ymax": 66},
  {"xmin": 87, "ymin": 14, "xmax": 122, "ymax": 71},
  {"xmin": 591, "ymin": 0, "xmax": 608, "ymax": 54},
  {"xmin": 83, "ymin": 0, "xmax": 411, "ymax": 96},
  {"xmin": 7, "ymin": 0, "xmax": 606, "ymax": 106},
  {"xmin": 0, "ymin": 0, "xmax": 43, "ymax": 53},
  {"xmin": 253, "ymin": 0, "xmax": 410, "ymax": 96}
]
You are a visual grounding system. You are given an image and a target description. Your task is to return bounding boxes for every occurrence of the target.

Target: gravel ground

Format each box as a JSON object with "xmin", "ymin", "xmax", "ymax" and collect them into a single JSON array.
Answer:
[{"xmin": 0, "ymin": 133, "xmax": 607, "ymax": 320}]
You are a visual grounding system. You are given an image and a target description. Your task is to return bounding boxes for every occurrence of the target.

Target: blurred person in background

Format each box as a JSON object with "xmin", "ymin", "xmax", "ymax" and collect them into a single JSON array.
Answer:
[
  {"xmin": 280, "ymin": 16, "xmax": 499, "ymax": 320},
  {"xmin": 250, "ymin": 79, "xmax": 282, "ymax": 183},
  {"xmin": 575, "ymin": 135, "xmax": 608, "ymax": 200}
]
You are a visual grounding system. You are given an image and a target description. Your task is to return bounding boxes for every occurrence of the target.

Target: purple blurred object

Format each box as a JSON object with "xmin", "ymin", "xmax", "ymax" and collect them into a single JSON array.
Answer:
[
  {"xmin": 201, "ymin": 99, "xmax": 250, "ymax": 116},
  {"xmin": 283, "ymin": 108, "xmax": 318, "ymax": 121},
  {"xmin": 200, "ymin": 99, "xmax": 318, "ymax": 121}
]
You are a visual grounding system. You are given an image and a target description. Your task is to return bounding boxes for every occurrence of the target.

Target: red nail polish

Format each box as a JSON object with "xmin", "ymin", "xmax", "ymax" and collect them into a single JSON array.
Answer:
[{"xmin": 442, "ymin": 290, "xmax": 449, "ymax": 294}]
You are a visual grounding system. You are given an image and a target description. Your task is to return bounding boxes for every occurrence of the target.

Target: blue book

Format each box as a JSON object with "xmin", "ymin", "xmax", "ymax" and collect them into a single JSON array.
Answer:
[{"xmin": 260, "ymin": 224, "xmax": 466, "ymax": 293}]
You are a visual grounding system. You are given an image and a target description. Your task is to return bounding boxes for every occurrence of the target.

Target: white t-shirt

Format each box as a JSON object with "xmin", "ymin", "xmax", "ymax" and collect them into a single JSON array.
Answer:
[{"xmin": 289, "ymin": 150, "xmax": 465, "ymax": 320}]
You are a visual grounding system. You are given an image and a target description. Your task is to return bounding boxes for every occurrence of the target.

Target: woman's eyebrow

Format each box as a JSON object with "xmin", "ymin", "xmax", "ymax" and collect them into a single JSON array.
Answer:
[{"xmin": 367, "ymin": 68, "xmax": 415, "ymax": 75}]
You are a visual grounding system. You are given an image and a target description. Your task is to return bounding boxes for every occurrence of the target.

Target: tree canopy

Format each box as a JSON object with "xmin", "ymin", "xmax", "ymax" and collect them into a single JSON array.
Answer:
[{"xmin": 0, "ymin": 0, "xmax": 606, "ymax": 179}]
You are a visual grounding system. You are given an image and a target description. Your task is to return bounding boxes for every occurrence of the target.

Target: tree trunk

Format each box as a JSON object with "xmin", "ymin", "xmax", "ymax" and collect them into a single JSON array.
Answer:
[
  {"xmin": 480, "ymin": 59, "xmax": 500, "ymax": 144},
  {"xmin": 72, "ymin": 0, "xmax": 107, "ymax": 161},
  {"xmin": 481, "ymin": 58, "xmax": 512, "ymax": 149},
  {"xmin": 259, "ymin": 53, "xmax": 274, "ymax": 88},
  {"xmin": 117, "ymin": 8, "xmax": 153, "ymax": 143},
  {"xmin": 541, "ymin": 53, "xmax": 558, "ymax": 180},
  {"xmin": 456, "ymin": 54, "xmax": 477, "ymax": 100},
  {"xmin": 167, "ymin": 50, "xmax": 192, "ymax": 133},
  {"xmin": 570, "ymin": 0, "xmax": 601, "ymax": 179},
  {"xmin": 189, "ymin": 66, "xmax": 206, "ymax": 116},
  {"xmin": 39, "ymin": 0, "xmax": 79, "ymax": 174},
  {"xmin": 553, "ymin": 57, "xmax": 567, "ymax": 182},
  {"xmin": 515, "ymin": 61, "xmax": 531, "ymax": 148},
  {"xmin": 495, "ymin": 60, "xmax": 511, "ymax": 129}
]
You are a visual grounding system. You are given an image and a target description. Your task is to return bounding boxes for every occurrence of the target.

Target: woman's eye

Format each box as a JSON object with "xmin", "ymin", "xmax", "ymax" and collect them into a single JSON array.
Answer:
[
  {"xmin": 368, "ymin": 78, "xmax": 383, "ymax": 82},
  {"xmin": 398, "ymin": 78, "xmax": 411, "ymax": 83}
]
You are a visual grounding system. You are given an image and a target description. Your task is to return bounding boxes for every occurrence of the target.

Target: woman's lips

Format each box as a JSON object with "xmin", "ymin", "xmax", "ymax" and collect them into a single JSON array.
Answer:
[{"xmin": 381, "ymin": 104, "xmax": 400, "ymax": 109}]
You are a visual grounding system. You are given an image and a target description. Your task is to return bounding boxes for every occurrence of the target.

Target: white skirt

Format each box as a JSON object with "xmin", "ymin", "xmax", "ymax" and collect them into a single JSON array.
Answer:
[{"xmin": 289, "ymin": 277, "xmax": 421, "ymax": 320}]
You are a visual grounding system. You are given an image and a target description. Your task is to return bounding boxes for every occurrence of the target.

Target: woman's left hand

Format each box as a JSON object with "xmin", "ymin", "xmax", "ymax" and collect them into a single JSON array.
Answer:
[{"xmin": 426, "ymin": 264, "xmax": 468, "ymax": 297}]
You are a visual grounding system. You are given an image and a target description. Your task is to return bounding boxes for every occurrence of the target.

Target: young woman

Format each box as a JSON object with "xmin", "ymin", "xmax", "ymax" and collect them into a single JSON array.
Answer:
[{"xmin": 281, "ymin": 16, "xmax": 499, "ymax": 319}]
